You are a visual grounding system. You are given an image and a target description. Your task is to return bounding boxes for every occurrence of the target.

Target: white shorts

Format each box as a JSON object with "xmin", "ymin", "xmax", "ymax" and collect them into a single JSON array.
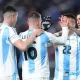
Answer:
[{"xmin": 23, "ymin": 77, "xmax": 49, "ymax": 80}]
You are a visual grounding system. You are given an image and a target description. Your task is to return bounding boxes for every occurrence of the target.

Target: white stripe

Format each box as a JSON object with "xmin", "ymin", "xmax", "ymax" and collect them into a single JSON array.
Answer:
[
  {"xmin": 57, "ymin": 46, "xmax": 64, "ymax": 80},
  {"xmin": 70, "ymin": 75, "xmax": 76, "ymax": 80},
  {"xmin": 70, "ymin": 36, "xmax": 77, "ymax": 72}
]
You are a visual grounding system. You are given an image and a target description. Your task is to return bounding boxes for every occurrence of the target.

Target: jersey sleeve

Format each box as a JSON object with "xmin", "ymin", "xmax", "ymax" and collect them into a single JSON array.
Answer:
[
  {"xmin": 9, "ymin": 27, "xmax": 20, "ymax": 44},
  {"xmin": 46, "ymin": 27, "xmax": 69, "ymax": 45}
]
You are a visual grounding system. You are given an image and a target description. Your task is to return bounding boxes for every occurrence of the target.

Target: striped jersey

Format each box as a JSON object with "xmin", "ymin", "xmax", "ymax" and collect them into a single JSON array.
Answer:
[
  {"xmin": 0, "ymin": 23, "xmax": 20, "ymax": 77},
  {"xmin": 19, "ymin": 27, "xmax": 68, "ymax": 79},
  {"xmin": 54, "ymin": 33, "xmax": 80, "ymax": 80}
]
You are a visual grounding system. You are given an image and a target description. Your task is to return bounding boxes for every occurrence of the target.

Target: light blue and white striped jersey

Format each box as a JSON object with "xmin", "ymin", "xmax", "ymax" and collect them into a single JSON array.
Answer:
[
  {"xmin": 54, "ymin": 33, "xmax": 80, "ymax": 80},
  {"xmin": 0, "ymin": 23, "xmax": 20, "ymax": 77},
  {"xmin": 19, "ymin": 27, "xmax": 68, "ymax": 79}
]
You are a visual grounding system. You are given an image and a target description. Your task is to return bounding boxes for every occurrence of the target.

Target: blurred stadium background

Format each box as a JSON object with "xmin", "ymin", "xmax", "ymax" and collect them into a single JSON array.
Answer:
[{"xmin": 0, "ymin": 0, "xmax": 80, "ymax": 80}]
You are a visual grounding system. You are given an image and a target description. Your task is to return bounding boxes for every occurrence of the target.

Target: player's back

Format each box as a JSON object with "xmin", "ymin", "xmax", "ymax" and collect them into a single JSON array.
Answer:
[
  {"xmin": 20, "ymin": 30, "xmax": 51, "ymax": 79},
  {"xmin": 0, "ymin": 24, "xmax": 16, "ymax": 77},
  {"xmin": 54, "ymin": 33, "xmax": 80, "ymax": 80}
]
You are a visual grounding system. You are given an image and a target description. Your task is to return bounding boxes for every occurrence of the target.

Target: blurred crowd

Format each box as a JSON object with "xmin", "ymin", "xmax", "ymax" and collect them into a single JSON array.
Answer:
[{"xmin": 0, "ymin": 0, "xmax": 79, "ymax": 33}]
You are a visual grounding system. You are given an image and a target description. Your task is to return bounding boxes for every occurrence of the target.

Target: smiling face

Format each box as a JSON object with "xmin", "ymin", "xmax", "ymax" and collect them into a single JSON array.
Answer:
[
  {"xmin": 77, "ymin": 14, "xmax": 80, "ymax": 28},
  {"xmin": 68, "ymin": 18, "xmax": 76, "ymax": 28}
]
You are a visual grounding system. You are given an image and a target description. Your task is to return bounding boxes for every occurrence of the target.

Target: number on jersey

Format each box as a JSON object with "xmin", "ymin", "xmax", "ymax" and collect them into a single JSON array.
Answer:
[{"xmin": 63, "ymin": 45, "xmax": 71, "ymax": 54}]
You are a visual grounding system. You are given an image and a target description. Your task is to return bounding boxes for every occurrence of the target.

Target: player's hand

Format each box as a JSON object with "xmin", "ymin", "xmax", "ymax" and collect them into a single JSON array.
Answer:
[
  {"xmin": 41, "ymin": 16, "xmax": 51, "ymax": 31},
  {"xmin": 34, "ymin": 29, "xmax": 44, "ymax": 36},
  {"xmin": 59, "ymin": 15, "xmax": 69, "ymax": 27}
]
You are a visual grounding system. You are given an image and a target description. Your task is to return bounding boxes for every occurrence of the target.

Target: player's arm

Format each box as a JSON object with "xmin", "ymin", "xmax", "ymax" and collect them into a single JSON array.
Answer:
[
  {"xmin": 47, "ymin": 30, "xmax": 62, "ymax": 46},
  {"xmin": 52, "ymin": 27, "xmax": 68, "ymax": 45},
  {"xmin": 47, "ymin": 27, "xmax": 68, "ymax": 46},
  {"xmin": 69, "ymin": 27, "xmax": 80, "ymax": 36},
  {"xmin": 10, "ymin": 29, "xmax": 44, "ymax": 51},
  {"xmin": 54, "ymin": 31, "xmax": 62, "ymax": 37},
  {"xmin": 53, "ymin": 16, "xmax": 69, "ymax": 45},
  {"xmin": 47, "ymin": 16, "xmax": 69, "ymax": 45}
]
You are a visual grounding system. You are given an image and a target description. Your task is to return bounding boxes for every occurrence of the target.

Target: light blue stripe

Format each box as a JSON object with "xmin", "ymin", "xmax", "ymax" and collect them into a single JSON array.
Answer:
[
  {"xmin": 40, "ymin": 33, "xmax": 50, "ymax": 66},
  {"xmin": 12, "ymin": 74, "xmax": 16, "ymax": 80},
  {"xmin": 79, "ymin": 39, "xmax": 80, "ymax": 72},
  {"xmin": 63, "ymin": 38, "xmax": 70, "ymax": 80},
  {"xmin": 54, "ymin": 48, "xmax": 59, "ymax": 79},
  {"xmin": 19, "ymin": 50, "xmax": 24, "ymax": 65},
  {"xmin": 28, "ymin": 57, "xmax": 35, "ymax": 73},
  {"xmin": 27, "ymin": 30, "xmax": 35, "ymax": 73},
  {"xmin": 14, "ymin": 47, "xmax": 18, "ymax": 75},
  {"xmin": 76, "ymin": 35, "xmax": 79, "ymax": 77},
  {"xmin": 2, "ymin": 28, "xmax": 9, "ymax": 64},
  {"xmin": 63, "ymin": 76, "xmax": 69, "ymax": 80}
]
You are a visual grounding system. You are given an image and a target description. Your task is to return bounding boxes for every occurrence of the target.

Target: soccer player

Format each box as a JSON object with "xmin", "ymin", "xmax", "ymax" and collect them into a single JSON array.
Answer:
[
  {"xmin": 0, "ymin": 6, "xmax": 44, "ymax": 80},
  {"xmin": 66, "ymin": 13, "xmax": 80, "ymax": 36},
  {"xmin": 53, "ymin": 13, "xmax": 80, "ymax": 80},
  {"xmin": 77, "ymin": 13, "xmax": 80, "ymax": 29},
  {"xmin": 19, "ymin": 11, "xmax": 69, "ymax": 80}
]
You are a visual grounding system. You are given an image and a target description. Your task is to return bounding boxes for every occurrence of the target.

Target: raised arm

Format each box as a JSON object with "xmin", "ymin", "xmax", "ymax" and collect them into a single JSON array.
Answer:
[{"xmin": 50, "ymin": 16, "xmax": 69, "ymax": 45}]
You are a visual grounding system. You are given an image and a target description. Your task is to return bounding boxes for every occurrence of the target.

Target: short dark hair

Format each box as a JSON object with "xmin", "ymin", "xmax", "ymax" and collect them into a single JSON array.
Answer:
[
  {"xmin": 76, "ymin": 12, "xmax": 80, "ymax": 16},
  {"xmin": 63, "ymin": 13, "xmax": 75, "ymax": 20},
  {"xmin": 28, "ymin": 11, "xmax": 41, "ymax": 19},
  {"xmin": 3, "ymin": 5, "xmax": 17, "ymax": 14}
]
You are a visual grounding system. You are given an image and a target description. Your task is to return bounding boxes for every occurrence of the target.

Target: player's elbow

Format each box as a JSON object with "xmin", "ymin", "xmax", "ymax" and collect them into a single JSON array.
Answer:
[{"xmin": 15, "ymin": 43, "xmax": 28, "ymax": 51}]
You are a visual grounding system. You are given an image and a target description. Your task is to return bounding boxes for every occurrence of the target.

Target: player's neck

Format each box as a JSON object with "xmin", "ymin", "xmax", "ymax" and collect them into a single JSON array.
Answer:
[
  {"xmin": 3, "ymin": 20, "xmax": 13, "ymax": 27},
  {"xmin": 29, "ymin": 26, "xmax": 38, "ymax": 30},
  {"xmin": 68, "ymin": 30, "xmax": 74, "ymax": 36}
]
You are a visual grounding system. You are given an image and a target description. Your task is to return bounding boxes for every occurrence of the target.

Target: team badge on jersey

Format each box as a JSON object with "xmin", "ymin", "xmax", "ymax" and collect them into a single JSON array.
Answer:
[
  {"xmin": 64, "ymin": 72, "xmax": 69, "ymax": 76},
  {"xmin": 71, "ymin": 39, "xmax": 76, "ymax": 44}
]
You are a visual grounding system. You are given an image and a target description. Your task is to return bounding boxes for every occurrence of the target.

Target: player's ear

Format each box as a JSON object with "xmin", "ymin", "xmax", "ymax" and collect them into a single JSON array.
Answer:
[
  {"xmin": 10, "ymin": 13, "xmax": 13, "ymax": 21},
  {"xmin": 36, "ymin": 20, "xmax": 40, "ymax": 26},
  {"xmin": 37, "ymin": 20, "xmax": 39, "ymax": 24},
  {"xmin": 12, "ymin": 13, "xmax": 15, "ymax": 18}
]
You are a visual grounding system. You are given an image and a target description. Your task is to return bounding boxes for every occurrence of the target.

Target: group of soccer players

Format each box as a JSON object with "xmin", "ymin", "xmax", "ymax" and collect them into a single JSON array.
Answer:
[
  {"xmin": 0, "ymin": 5, "xmax": 80, "ymax": 80},
  {"xmin": 53, "ymin": 13, "xmax": 80, "ymax": 80}
]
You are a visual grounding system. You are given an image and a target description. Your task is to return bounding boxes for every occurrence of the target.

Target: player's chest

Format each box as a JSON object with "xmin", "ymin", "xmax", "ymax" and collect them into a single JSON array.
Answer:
[
  {"xmin": 58, "ymin": 36, "xmax": 80, "ymax": 55},
  {"xmin": 65, "ymin": 36, "xmax": 79, "ymax": 48}
]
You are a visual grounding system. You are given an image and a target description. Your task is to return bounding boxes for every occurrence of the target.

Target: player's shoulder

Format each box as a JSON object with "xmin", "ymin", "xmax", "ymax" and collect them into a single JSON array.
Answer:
[
  {"xmin": 1, "ymin": 24, "xmax": 9, "ymax": 29},
  {"xmin": 44, "ymin": 31, "xmax": 53, "ymax": 36},
  {"xmin": 72, "ymin": 33, "xmax": 80, "ymax": 40},
  {"xmin": 1, "ymin": 24, "xmax": 13, "ymax": 32},
  {"xmin": 73, "ymin": 32, "xmax": 79, "ymax": 37},
  {"xmin": 19, "ymin": 30, "xmax": 28, "ymax": 36}
]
